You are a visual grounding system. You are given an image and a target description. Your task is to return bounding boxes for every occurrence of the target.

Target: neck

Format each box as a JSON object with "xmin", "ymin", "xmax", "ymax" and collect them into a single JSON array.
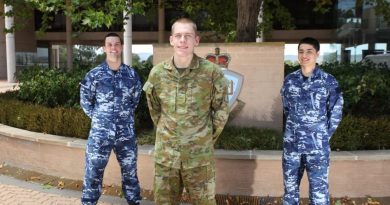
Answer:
[
  {"xmin": 173, "ymin": 54, "xmax": 193, "ymax": 68},
  {"xmin": 301, "ymin": 65, "xmax": 315, "ymax": 77},
  {"xmin": 106, "ymin": 58, "xmax": 122, "ymax": 71}
]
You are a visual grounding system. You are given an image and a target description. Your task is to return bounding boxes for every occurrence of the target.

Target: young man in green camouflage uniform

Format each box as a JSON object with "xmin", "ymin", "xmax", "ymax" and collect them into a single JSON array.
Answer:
[{"xmin": 143, "ymin": 18, "xmax": 229, "ymax": 205}]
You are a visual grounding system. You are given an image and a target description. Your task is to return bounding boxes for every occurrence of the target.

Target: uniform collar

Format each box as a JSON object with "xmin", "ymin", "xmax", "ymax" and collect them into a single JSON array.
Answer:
[
  {"xmin": 298, "ymin": 66, "xmax": 321, "ymax": 81},
  {"xmin": 163, "ymin": 54, "xmax": 201, "ymax": 71},
  {"xmin": 102, "ymin": 61, "xmax": 124, "ymax": 74}
]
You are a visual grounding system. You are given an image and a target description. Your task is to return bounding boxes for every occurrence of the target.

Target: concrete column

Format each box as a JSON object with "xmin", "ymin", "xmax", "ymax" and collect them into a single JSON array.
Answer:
[
  {"xmin": 123, "ymin": 10, "xmax": 132, "ymax": 66},
  {"xmin": 51, "ymin": 45, "xmax": 60, "ymax": 69},
  {"xmin": 158, "ymin": 0, "xmax": 165, "ymax": 43},
  {"xmin": 4, "ymin": 4, "xmax": 16, "ymax": 83}
]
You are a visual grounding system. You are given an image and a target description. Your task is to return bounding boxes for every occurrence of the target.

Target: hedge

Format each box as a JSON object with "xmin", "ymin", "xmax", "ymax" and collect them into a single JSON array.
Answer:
[
  {"xmin": 0, "ymin": 92, "xmax": 90, "ymax": 139},
  {"xmin": 1, "ymin": 92, "xmax": 389, "ymax": 150}
]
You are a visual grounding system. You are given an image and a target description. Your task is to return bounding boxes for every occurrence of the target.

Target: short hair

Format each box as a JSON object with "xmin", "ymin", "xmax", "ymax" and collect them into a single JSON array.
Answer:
[
  {"xmin": 298, "ymin": 37, "xmax": 320, "ymax": 51},
  {"xmin": 105, "ymin": 32, "xmax": 122, "ymax": 44},
  {"xmin": 171, "ymin": 18, "xmax": 197, "ymax": 34}
]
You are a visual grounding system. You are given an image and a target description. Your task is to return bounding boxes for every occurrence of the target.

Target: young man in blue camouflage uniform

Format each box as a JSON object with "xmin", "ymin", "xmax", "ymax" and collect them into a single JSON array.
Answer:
[
  {"xmin": 80, "ymin": 33, "xmax": 142, "ymax": 205},
  {"xmin": 280, "ymin": 37, "xmax": 344, "ymax": 205},
  {"xmin": 143, "ymin": 18, "xmax": 229, "ymax": 205}
]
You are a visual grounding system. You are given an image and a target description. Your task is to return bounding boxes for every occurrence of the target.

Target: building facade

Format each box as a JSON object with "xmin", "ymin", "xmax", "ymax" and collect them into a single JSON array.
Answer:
[{"xmin": 1, "ymin": 0, "xmax": 389, "ymax": 80}]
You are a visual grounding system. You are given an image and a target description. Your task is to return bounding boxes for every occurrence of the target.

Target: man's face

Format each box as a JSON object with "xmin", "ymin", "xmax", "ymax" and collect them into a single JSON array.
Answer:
[
  {"xmin": 103, "ymin": 36, "xmax": 122, "ymax": 59},
  {"xmin": 298, "ymin": 43, "xmax": 319, "ymax": 68},
  {"xmin": 169, "ymin": 22, "xmax": 200, "ymax": 57}
]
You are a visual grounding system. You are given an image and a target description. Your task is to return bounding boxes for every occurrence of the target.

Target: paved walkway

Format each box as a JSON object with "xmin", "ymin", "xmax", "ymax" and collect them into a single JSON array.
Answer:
[{"xmin": 0, "ymin": 175, "xmax": 154, "ymax": 205}]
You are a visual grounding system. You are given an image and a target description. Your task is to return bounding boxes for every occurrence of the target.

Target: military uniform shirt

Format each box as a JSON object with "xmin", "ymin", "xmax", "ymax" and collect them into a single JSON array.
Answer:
[
  {"xmin": 143, "ymin": 55, "xmax": 229, "ymax": 169},
  {"xmin": 80, "ymin": 61, "xmax": 142, "ymax": 121},
  {"xmin": 281, "ymin": 67, "xmax": 343, "ymax": 154}
]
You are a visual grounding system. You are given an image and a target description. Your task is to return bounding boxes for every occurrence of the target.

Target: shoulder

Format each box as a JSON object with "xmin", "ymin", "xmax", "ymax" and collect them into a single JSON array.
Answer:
[
  {"xmin": 85, "ymin": 64, "xmax": 106, "ymax": 79},
  {"xmin": 284, "ymin": 69, "xmax": 300, "ymax": 82},
  {"xmin": 121, "ymin": 64, "xmax": 139, "ymax": 77},
  {"xmin": 196, "ymin": 57, "xmax": 224, "ymax": 78},
  {"xmin": 147, "ymin": 59, "xmax": 170, "ymax": 81},
  {"xmin": 316, "ymin": 68, "xmax": 339, "ymax": 84}
]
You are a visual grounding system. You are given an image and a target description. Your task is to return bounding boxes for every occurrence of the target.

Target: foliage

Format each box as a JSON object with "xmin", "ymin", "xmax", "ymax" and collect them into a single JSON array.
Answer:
[
  {"xmin": 15, "ymin": 66, "xmax": 85, "ymax": 108},
  {"xmin": 19, "ymin": 0, "xmax": 146, "ymax": 33},
  {"xmin": 284, "ymin": 62, "xmax": 390, "ymax": 116},
  {"xmin": 215, "ymin": 126, "xmax": 282, "ymax": 150},
  {"xmin": 0, "ymin": 0, "xmax": 33, "ymax": 33},
  {"xmin": 15, "ymin": 55, "xmax": 154, "ymax": 129},
  {"xmin": 0, "ymin": 92, "xmax": 90, "ymax": 139},
  {"xmin": 72, "ymin": 45, "xmax": 105, "ymax": 69},
  {"xmin": 1, "ymin": 91, "xmax": 390, "ymax": 150},
  {"xmin": 331, "ymin": 115, "xmax": 390, "ymax": 150},
  {"xmin": 259, "ymin": 0, "xmax": 295, "ymax": 38}
]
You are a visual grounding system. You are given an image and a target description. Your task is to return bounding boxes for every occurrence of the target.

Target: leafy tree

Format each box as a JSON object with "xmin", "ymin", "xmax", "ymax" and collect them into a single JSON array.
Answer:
[
  {"xmin": 2, "ymin": 0, "xmax": 390, "ymax": 44},
  {"xmin": 175, "ymin": 0, "xmax": 390, "ymax": 42},
  {"xmin": 1, "ymin": 0, "xmax": 146, "ymax": 70}
]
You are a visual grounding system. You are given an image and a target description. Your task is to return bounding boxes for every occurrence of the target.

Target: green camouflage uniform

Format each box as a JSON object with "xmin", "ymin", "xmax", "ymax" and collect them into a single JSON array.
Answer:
[{"xmin": 143, "ymin": 54, "xmax": 229, "ymax": 204}]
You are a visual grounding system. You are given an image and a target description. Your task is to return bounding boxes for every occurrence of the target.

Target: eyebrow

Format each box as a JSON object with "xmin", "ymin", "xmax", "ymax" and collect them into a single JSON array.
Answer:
[{"xmin": 298, "ymin": 48, "xmax": 315, "ymax": 51}]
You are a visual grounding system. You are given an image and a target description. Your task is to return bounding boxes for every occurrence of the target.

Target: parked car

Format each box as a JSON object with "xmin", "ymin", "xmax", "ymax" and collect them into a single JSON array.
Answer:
[{"xmin": 363, "ymin": 53, "xmax": 390, "ymax": 67}]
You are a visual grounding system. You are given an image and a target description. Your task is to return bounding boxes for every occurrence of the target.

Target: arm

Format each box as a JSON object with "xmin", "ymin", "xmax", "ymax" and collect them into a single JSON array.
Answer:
[
  {"xmin": 132, "ymin": 70, "xmax": 143, "ymax": 110},
  {"xmin": 79, "ymin": 73, "xmax": 96, "ymax": 119},
  {"xmin": 143, "ymin": 79, "xmax": 161, "ymax": 126},
  {"xmin": 211, "ymin": 69, "xmax": 229, "ymax": 143},
  {"xmin": 280, "ymin": 80, "xmax": 289, "ymax": 117},
  {"xmin": 327, "ymin": 79, "xmax": 344, "ymax": 137}
]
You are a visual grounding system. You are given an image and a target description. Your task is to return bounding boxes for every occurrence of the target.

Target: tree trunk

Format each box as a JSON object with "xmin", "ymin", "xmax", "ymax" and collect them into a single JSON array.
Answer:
[
  {"xmin": 65, "ymin": 0, "xmax": 73, "ymax": 71},
  {"xmin": 236, "ymin": 0, "xmax": 262, "ymax": 42}
]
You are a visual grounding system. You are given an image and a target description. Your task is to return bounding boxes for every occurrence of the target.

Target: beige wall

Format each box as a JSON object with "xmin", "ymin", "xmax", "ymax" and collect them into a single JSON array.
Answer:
[{"xmin": 153, "ymin": 43, "xmax": 285, "ymax": 131}]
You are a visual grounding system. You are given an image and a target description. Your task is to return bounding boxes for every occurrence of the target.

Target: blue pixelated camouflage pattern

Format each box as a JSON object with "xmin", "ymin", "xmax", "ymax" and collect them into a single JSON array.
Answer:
[
  {"xmin": 280, "ymin": 66, "xmax": 343, "ymax": 205},
  {"xmin": 80, "ymin": 61, "xmax": 142, "ymax": 205},
  {"xmin": 282, "ymin": 152, "xmax": 330, "ymax": 205},
  {"xmin": 280, "ymin": 66, "xmax": 343, "ymax": 154}
]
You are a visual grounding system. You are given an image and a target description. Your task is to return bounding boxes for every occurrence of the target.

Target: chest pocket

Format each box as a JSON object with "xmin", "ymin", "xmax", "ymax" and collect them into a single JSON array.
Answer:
[
  {"xmin": 310, "ymin": 86, "xmax": 328, "ymax": 110},
  {"xmin": 156, "ymin": 80, "xmax": 178, "ymax": 113},
  {"xmin": 187, "ymin": 76, "xmax": 213, "ymax": 110},
  {"xmin": 95, "ymin": 76, "xmax": 114, "ymax": 103}
]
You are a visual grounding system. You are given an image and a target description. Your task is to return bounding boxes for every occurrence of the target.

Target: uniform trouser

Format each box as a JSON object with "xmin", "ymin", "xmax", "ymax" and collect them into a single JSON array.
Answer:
[
  {"xmin": 81, "ymin": 121, "xmax": 141, "ymax": 205},
  {"xmin": 282, "ymin": 152, "xmax": 330, "ymax": 205},
  {"xmin": 153, "ymin": 162, "xmax": 216, "ymax": 205}
]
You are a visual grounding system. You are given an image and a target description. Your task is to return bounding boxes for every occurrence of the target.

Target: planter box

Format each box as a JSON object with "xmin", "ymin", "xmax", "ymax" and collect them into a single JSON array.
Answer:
[{"xmin": 1, "ymin": 124, "xmax": 389, "ymax": 197}]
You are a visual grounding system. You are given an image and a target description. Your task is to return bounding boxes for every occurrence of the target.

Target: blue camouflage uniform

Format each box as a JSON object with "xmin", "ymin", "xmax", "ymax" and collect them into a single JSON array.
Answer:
[
  {"xmin": 80, "ymin": 61, "xmax": 142, "ymax": 205},
  {"xmin": 280, "ymin": 66, "xmax": 343, "ymax": 205}
]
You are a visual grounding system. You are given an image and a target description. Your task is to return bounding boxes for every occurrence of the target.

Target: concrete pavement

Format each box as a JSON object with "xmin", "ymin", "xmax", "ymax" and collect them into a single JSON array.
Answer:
[
  {"xmin": 0, "ymin": 81, "xmax": 18, "ymax": 93},
  {"xmin": 0, "ymin": 174, "xmax": 154, "ymax": 205}
]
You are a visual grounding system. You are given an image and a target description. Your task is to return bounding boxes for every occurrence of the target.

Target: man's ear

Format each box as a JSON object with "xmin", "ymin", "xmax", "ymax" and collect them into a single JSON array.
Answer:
[
  {"xmin": 195, "ymin": 35, "xmax": 200, "ymax": 46},
  {"xmin": 169, "ymin": 36, "xmax": 174, "ymax": 46}
]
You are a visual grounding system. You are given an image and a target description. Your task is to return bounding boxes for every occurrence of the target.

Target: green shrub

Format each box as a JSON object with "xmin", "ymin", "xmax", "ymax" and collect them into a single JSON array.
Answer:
[
  {"xmin": 285, "ymin": 62, "xmax": 390, "ymax": 116},
  {"xmin": 215, "ymin": 126, "xmax": 283, "ymax": 150},
  {"xmin": 1, "ymin": 92, "xmax": 389, "ymax": 150},
  {"xmin": 0, "ymin": 92, "xmax": 90, "ymax": 139},
  {"xmin": 15, "ymin": 60, "xmax": 155, "ymax": 129},
  {"xmin": 16, "ymin": 66, "xmax": 85, "ymax": 108},
  {"xmin": 331, "ymin": 115, "xmax": 390, "ymax": 150}
]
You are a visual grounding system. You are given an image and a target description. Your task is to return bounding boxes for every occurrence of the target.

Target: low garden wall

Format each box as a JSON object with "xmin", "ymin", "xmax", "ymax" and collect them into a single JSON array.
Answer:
[{"xmin": 0, "ymin": 123, "xmax": 389, "ymax": 198}]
